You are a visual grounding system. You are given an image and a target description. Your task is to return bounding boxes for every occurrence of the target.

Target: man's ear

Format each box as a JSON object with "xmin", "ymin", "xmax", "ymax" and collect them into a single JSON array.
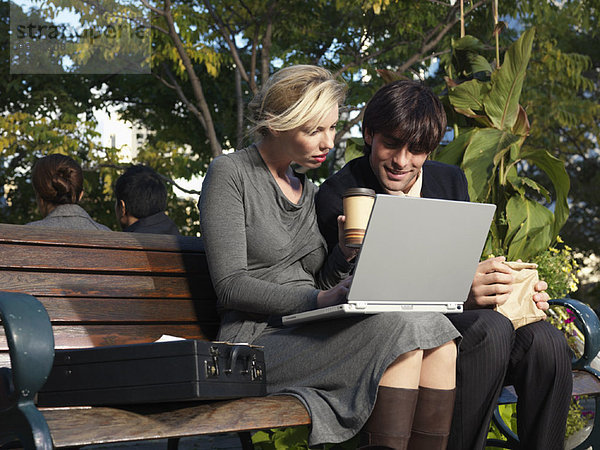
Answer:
[
  {"xmin": 363, "ymin": 128, "xmax": 373, "ymax": 146},
  {"xmin": 78, "ymin": 191, "xmax": 84, "ymax": 202},
  {"xmin": 117, "ymin": 199, "xmax": 127, "ymax": 216}
]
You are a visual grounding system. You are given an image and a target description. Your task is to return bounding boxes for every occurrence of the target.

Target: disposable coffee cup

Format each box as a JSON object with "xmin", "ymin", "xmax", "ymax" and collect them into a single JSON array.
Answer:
[{"xmin": 343, "ymin": 188, "xmax": 376, "ymax": 248}]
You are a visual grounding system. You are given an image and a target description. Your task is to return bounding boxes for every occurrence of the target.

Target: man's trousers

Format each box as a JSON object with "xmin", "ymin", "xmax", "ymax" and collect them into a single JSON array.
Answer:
[{"xmin": 447, "ymin": 309, "xmax": 572, "ymax": 450}]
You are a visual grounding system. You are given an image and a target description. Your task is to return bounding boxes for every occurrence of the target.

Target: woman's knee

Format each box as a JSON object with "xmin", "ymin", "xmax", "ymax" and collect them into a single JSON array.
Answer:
[
  {"xmin": 424, "ymin": 340, "xmax": 457, "ymax": 367},
  {"xmin": 420, "ymin": 341, "xmax": 458, "ymax": 388}
]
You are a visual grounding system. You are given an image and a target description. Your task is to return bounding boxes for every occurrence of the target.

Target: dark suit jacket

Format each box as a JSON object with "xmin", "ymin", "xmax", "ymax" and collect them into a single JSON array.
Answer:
[
  {"xmin": 123, "ymin": 211, "xmax": 181, "ymax": 235},
  {"xmin": 315, "ymin": 155, "xmax": 469, "ymax": 251}
]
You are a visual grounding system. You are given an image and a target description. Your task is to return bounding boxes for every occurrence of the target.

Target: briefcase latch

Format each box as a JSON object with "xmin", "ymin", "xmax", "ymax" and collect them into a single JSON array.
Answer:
[{"xmin": 205, "ymin": 346, "xmax": 220, "ymax": 377}]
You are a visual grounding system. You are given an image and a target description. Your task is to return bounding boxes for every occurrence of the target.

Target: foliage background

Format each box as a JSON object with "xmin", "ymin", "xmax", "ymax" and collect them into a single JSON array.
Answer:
[{"xmin": 1, "ymin": 0, "xmax": 599, "ymax": 302}]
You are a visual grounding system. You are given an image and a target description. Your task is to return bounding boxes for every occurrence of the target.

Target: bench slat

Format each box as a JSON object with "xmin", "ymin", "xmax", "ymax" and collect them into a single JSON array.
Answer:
[
  {"xmin": 0, "ymin": 245, "xmax": 207, "ymax": 274},
  {"xmin": 0, "ymin": 224, "xmax": 204, "ymax": 252},
  {"xmin": 41, "ymin": 396, "xmax": 310, "ymax": 447},
  {"xmin": 0, "ymin": 272, "xmax": 211, "ymax": 298},
  {"xmin": 573, "ymin": 369, "xmax": 600, "ymax": 396},
  {"xmin": 36, "ymin": 298, "xmax": 219, "ymax": 322},
  {"xmin": 0, "ymin": 324, "xmax": 217, "ymax": 350}
]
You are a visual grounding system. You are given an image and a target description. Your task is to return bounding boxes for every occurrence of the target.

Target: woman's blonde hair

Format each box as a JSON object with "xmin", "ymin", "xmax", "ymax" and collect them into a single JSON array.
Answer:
[{"xmin": 248, "ymin": 65, "xmax": 347, "ymax": 137}]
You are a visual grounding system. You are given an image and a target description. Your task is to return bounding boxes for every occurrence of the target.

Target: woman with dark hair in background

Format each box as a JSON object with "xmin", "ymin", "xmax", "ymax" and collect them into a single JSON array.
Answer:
[{"xmin": 26, "ymin": 153, "xmax": 110, "ymax": 231}]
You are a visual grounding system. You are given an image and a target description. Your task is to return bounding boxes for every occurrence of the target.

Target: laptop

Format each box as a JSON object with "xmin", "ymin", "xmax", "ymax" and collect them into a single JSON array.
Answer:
[{"xmin": 281, "ymin": 194, "xmax": 496, "ymax": 326}]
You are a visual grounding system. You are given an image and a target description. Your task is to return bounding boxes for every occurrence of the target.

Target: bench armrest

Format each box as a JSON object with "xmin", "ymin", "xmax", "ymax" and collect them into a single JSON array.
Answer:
[
  {"xmin": 0, "ymin": 291, "xmax": 54, "ymax": 400},
  {"xmin": 548, "ymin": 297, "xmax": 600, "ymax": 375},
  {"xmin": 0, "ymin": 291, "xmax": 54, "ymax": 449}
]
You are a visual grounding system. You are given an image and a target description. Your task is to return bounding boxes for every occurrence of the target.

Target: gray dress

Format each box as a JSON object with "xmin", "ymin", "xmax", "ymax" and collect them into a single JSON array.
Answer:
[
  {"xmin": 198, "ymin": 145, "xmax": 460, "ymax": 446},
  {"xmin": 27, "ymin": 204, "xmax": 111, "ymax": 231}
]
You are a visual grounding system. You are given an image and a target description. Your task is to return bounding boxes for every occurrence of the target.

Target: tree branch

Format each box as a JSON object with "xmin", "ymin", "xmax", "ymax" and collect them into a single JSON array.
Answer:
[
  {"xmin": 394, "ymin": 0, "xmax": 486, "ymax": 75},
  {"xmin": 162, "ymin": 0, "xmax": 222, "ymax": 156},
  {"xmin": 93, "ymin": 163, "xmax": 201, "ymax": 195},
  {"xmin": 154, "ymin": 65, "xmax": 208, "ymax": 130},
  {"xmin": 139, "ymin": 0, "xmax": 165, "ymax": 16},
  {"xmin": 202, "ymin": 0, "xmax": 251, "ymax": 87}
]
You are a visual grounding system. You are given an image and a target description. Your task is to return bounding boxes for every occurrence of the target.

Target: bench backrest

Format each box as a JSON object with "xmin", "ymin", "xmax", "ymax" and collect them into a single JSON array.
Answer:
[{"xmin": 0, "ymin": 223, "xmax": 219, "ymax": 367}]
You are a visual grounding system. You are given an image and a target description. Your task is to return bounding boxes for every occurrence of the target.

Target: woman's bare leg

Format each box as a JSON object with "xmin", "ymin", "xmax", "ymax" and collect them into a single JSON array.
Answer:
[
  {"xmin": 408, "ymin": 340, "xmax": 458, "ymax": 450},
  {"xmin": 380, "ymin": 349, "xmax": 423, "ymax": 388},
  {"xmin": 360, "ymin": 350, "xmax": 423, "ymax": 449},
  {"xmin": 419, "ymin": 340, "xmax": 457, "ymax": 389}
]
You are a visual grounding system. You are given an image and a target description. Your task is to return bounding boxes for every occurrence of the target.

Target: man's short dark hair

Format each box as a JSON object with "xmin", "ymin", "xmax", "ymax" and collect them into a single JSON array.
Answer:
[
  {"xmin": 362, "ymin": 80, "xmax": 447, "ymax": 155},
  {"xmin": 115, "ymin": 165, "xmax": 168, "ymax": 219}
]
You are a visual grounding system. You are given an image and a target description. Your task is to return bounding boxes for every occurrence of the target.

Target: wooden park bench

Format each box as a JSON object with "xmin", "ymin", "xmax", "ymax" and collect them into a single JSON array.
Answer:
[
  {"xmin": 0, "ymin": 222, "xmax": 599, "ymax": 449},
  {"xmin": 0, "ymin": 224, "xmax": 309, "ymax": 449}
]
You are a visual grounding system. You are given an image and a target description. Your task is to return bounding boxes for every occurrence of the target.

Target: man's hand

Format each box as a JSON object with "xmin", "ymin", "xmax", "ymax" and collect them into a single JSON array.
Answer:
[
  {"xmin": 466, "ymin": 256, "xmax": 551, "ymax": 311},
  {"xmin": 466, "ymin": 256, "xmax": 514, "ymax": 309},
  {"xmin": 532, "ymin": 280, "xmax": 550, "ymax": 311},
  {"xmin": 336, "ymin": 215, "xmax": 360, "ymax": 262}
]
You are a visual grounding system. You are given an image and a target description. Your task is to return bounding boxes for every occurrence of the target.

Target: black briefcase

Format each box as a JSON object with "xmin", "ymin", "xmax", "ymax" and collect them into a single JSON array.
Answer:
[{"xmin": 37, "ymin": 340, "xmax": 267, "ymax": 406}]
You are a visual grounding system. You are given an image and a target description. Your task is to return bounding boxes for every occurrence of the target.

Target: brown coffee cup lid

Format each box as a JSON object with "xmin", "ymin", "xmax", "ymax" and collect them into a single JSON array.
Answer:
[{"xmin": 343, "ymin": 187, "xmax": 376, "ymax": 198}]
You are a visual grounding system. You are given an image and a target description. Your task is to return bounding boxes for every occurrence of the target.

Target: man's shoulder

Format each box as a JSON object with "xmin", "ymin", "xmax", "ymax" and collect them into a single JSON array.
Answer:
[
  {"xmin": 422, "ymin": 160, "xmax": 468, "ymax": 201},
  {"xmin": 423, "ymin": 159, "xmax": 464, "ymax": 177}
]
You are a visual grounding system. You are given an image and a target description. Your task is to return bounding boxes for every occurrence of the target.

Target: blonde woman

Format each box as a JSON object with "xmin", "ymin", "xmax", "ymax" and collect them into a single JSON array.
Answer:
[{"xmin": 198, "ymin": 65, "xmax": 459, "ymax": 449}]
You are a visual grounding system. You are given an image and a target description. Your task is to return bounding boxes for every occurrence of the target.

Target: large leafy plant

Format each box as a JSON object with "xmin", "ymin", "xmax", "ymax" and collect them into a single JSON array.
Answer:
[{"xmin": 433, "ymin": 28, "xmax": 570, "ymax": 260}]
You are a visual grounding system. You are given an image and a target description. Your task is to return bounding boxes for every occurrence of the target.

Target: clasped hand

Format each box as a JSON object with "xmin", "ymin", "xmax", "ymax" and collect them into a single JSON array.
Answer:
[{"xmin": 466, "ymin": 256, "xmax": 550, "ymax": 310}]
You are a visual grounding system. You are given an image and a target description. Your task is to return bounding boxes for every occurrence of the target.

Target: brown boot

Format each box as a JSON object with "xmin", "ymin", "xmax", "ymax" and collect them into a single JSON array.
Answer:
[
  {"xmin": 407, "ymin": 386, "xmax": 456, "ymax": 450},
  {"xmin": 359, "ymin": 386, "xmax": 419, "ymax": 450}
]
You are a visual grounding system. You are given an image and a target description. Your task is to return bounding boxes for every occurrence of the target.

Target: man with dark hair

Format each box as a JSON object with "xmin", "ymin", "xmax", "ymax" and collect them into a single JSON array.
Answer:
[
  {"xmin": 114, "ymin": 164, "xmax": 180, "ymax": 235},
  {"xmin": 316, "ymin": 80, "xmax": 572, "ymax": 450}
]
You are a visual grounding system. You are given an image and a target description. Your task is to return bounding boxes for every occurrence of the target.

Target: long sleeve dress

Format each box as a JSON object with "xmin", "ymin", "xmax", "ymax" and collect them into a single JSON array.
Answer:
[{"xmin": 198, "ymin": 145, "xmax": 460, "ymax": 446}]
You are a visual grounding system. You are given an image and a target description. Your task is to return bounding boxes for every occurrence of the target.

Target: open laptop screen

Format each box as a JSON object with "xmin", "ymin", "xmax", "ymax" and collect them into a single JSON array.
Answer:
[{"xmin": 347, "ymin": 195, "xmax": 496, "ymax": 305}]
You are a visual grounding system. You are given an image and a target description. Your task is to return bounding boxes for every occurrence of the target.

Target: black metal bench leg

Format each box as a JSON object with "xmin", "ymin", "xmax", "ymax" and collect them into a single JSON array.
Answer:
[
  {"xmin": 167, "ymin": 437, "xmax": 180, "ymax": 450},
  {"xmin": 238, "ymin": 431, "xmax": 254, "ymax": 450}
]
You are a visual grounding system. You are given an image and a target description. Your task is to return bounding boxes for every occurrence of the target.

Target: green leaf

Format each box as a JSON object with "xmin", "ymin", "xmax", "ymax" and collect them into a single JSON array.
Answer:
[
  {"xmin": 485, "ymin": 27, "xmax": 536, "ymax": 131},
  {"xmin": 272, "ymin": 427, "xmax": 310, "ymax": 449},
  {"xmin": 432, "ymin": 128, "xmax": 477, "ymax": 166},
  {"xmin": 453, "ymin": 35, "xmax": 487, "ymax": 52},
  {"xmin": 508, "ymin": 175, "xmax": 552, "ymax": 203},
  {"xmin": 448, "ymin": 79, "xmax": 488, "ymax": 114},
  {"xmin": 505, "ymin": 196, "xmax": 554, "ymax": 260},
  {"xmin": 520, "ymin": 148, "xmax": 570, "ymax": 239},
  {"xmin": 511, "ymin": 105, "xmax": 530, "ymax": 136},
  {"xmin": 344, "ymin": 137, "xmax": 365, "ymax": 163},
  {"xmin": 468, "ymin": 54, "xmax": 493, "ymax": 75},
  {"xmin": 462, "ymin": 129, "xmax": 521, "ymax": 202}
]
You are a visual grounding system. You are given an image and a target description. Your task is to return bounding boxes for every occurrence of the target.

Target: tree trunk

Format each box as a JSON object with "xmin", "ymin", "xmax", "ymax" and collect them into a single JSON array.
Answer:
[{"xmin": 235, "ymin": 68, "xmax": 244, "ymax": 150}]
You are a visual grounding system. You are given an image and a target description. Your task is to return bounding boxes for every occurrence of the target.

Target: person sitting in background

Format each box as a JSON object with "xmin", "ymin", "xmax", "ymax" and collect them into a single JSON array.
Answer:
[
  {"xmin": 26, "ymin": 153, "xmax": 110, "ymax": 231},
  {"xmin": 114, "ymin": 164, "xmax": 180, "ymax": 235}
]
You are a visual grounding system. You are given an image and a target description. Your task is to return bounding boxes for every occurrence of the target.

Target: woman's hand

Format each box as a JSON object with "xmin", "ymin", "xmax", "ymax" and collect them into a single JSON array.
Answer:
[
  {"xmin": 317, "ymin": 276, "xmax": 353, "ymax": 309},
  {"xmin": 337, "ymin": 215, "xmax": 359, "ymax": 262}
]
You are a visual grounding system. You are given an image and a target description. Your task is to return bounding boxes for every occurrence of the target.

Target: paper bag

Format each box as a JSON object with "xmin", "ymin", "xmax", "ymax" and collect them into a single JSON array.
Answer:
[{"xmin": 494, "ymin": 261, "xmax": 546, "ymax": 329}]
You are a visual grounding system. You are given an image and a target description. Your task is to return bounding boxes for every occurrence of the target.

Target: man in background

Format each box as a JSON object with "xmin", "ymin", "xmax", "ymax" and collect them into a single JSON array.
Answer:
[{"xmin": 114, "ymin": 164, "xmax": 180, "ymax": 235}]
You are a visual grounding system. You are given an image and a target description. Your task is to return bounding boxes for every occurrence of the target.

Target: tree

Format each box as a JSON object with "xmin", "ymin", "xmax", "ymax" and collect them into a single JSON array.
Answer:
[
  {"xmin": 2, "ymin": 0, "xmax": 599, "ymax": 246},
  {"xmin": 515, "ymin": 0, "xmax": 600, "ymax": 257}
]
